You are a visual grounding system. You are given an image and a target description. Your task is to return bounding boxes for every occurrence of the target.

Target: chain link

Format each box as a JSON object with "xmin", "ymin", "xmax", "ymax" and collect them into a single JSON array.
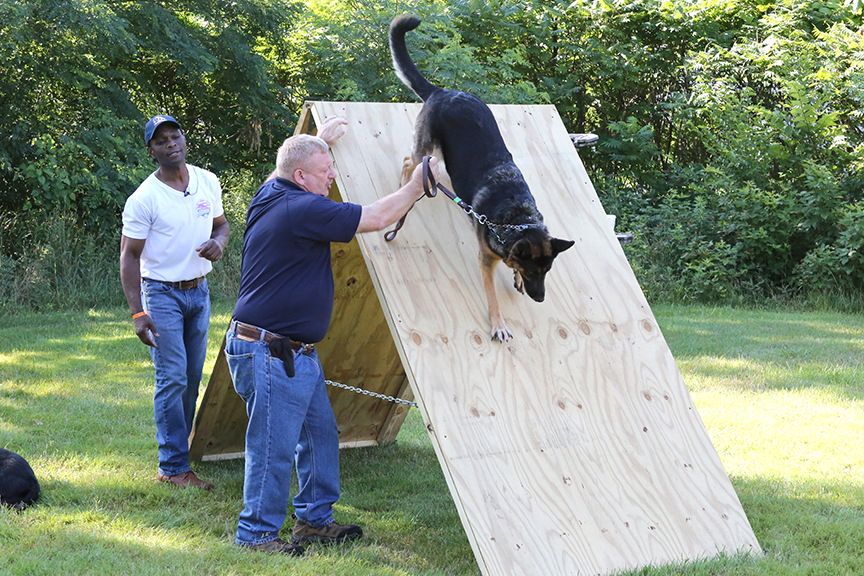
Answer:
[
  {"xmin": 463, "ymin": 206, "xmax": 532, "ymax": 242},
  {"xmin": 325, "ymin": 379, "xmax": 417, "ymax": 407}
]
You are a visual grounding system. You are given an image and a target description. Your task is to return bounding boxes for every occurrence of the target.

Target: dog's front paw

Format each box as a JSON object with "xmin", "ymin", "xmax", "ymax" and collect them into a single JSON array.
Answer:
[
  {"xmin": 490, "ymin": 324, "xmax": 513, "ymax": 342},
  {"xmin": 513, "ymin": 270, "xmax": 525, "ymax": 294}
]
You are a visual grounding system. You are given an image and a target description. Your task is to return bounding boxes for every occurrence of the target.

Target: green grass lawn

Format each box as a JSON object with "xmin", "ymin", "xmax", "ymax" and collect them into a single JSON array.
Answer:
[{"xmin": 1, "ymin": 303, "xmax": 863, "ymax": 575}]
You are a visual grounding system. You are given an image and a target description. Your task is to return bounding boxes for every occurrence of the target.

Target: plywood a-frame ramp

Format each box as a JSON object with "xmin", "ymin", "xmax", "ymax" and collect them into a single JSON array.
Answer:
[{"xmin": 190, "ymin": 101, "xmax": 760, "ymax": 575}]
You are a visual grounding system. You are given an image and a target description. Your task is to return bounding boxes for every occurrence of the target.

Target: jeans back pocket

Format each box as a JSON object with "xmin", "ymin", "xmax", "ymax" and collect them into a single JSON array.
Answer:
[{"xmin": 225, "ymin": 340, "xmax": 261, "ymax": 402}]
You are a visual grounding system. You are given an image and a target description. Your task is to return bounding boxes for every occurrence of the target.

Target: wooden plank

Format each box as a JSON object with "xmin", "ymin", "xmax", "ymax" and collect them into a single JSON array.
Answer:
[
  {"xmin": 309, "ymin": 100, "xmax": 760, "ymax": 576},
  {"xmin": 188, "ymin": 335, "xmax": 248, "ymax": 460}
]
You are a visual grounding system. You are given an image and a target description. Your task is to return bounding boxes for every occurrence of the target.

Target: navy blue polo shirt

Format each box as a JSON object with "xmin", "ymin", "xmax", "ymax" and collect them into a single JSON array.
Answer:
[{"xmin": 233, "ymin": 177, "xmax": 362, "ymax": 342}]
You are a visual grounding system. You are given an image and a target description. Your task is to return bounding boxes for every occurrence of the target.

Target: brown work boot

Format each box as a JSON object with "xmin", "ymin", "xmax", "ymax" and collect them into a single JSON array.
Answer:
[
  {"xmin": 243, "ymin": 537, "xmax": 305, "ymax": 556},
  {"xmin": 291, "ymin": 517, "xmax": 363, "ymax": 545},
  {"xmin": 156, "ymin": 470, "xmax": 214, "ymax": 490}
]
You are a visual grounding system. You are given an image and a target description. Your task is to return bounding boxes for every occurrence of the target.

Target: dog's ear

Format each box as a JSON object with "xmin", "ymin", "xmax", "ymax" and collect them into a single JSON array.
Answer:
[{"xmin": 551, "ymin": 238, "xmax": 575, "ymax": 255}]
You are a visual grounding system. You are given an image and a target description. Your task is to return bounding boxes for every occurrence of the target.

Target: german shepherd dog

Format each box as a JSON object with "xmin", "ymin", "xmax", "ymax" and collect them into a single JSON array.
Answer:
[
  {"xmin": 390, "ymin": 15, "xmax": 575, "ymax": 341},
  {"xmin": 0, "ymin": 448, "xmax": 40, "ymax": 510}
]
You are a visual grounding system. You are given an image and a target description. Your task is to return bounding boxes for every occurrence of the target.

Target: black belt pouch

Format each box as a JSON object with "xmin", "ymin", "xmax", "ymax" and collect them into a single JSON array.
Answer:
[{"xmin": 267, "ymin": 339, "xmax": 295, "ymax": 378}]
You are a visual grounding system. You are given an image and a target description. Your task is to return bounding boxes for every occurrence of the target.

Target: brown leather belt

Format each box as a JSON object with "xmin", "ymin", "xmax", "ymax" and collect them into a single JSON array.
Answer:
[
  {"xmin": 143, "ymin": 276, "xmax": 205, "ymax": 290},
  {"xmin": 229, "ymin": 320, "xmax": 314, "ymax": 354}
]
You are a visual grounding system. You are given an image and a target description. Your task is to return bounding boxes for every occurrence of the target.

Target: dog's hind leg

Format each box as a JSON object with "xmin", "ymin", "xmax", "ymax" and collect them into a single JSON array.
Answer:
[
  {"xmin": 400, "ymin": 141, "xmax": 442, "ymax": 186},
  {"xmin": 479, "ymin": 244, "xmax": 512, "ymax": 342},
  {"xmin": 400, "ymin": 154, "xmax": 421, "ymax": 186},
  {"xmin": 401, "ymin": 108, "xmax": 439, "ymax": 185}
]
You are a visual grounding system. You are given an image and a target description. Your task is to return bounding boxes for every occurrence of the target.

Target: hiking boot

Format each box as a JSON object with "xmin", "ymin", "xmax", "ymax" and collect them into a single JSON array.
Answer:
[
  {"xmin": 243, "ymin": 537, "xmax": 305, "ymax": 556},
  {"xmin": 156, "ymin": 470, "xmax": 214, "ymax": 490},
  {"xmin": 291, "ymin": 517, "xmax": 363, "ymax": 545}
]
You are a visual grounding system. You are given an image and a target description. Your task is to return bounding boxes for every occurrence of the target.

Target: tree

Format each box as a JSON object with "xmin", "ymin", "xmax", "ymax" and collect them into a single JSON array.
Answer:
[
  {"xmin": 0, "ymin": 0, "xmax": 296, "ymax": 223},
  {"xmin": 274, "ymin": 0, "xmax": 547, "ymax": 111}
]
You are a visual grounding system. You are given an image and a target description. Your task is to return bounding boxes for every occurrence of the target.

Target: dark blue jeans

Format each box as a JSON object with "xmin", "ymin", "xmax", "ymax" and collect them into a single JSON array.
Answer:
[
  {"xmin": 141, "ymin": 278, "xmax": 210, "ymax": 477},
  {"xmin": 225, "ymin": 329, "xmax": 341, "ymax": 546}
]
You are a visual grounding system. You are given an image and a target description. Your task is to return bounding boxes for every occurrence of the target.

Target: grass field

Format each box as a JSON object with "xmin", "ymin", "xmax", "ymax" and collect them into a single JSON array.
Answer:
[{"xmin": 1, "ymin": 303, "xmax": 863, "ymax": 575}]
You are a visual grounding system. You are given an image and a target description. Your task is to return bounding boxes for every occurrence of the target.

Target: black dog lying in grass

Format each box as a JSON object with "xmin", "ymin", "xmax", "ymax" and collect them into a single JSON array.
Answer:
[{"xmin": 0, "ymin": 448, "xmax": 40, "ymax": 510}]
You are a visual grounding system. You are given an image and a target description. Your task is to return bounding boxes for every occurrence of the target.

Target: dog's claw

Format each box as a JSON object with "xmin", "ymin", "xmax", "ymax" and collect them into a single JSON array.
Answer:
[{"xmin": 491, "ymin": 327, "xmax": 513, "ymax": 342}]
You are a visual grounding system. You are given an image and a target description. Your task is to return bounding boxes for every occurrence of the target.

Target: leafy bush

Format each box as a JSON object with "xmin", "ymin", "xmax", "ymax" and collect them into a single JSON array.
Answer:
[
  {"xmin": 0, "ymin": 211, "xmax": 122, "ymax": 312},
  {"xmin": 278, "ymin": 0, "xmax": 547, "ymax": 108},
  {"xmin": 795, "ymin": 202, "xmax": 864, "ymax": 292}
]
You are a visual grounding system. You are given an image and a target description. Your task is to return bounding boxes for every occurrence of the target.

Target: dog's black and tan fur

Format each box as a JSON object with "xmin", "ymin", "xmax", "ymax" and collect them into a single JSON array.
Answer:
[{"xmin": 390, "ymin": 15, "xmax": 574, "ymax": 341}]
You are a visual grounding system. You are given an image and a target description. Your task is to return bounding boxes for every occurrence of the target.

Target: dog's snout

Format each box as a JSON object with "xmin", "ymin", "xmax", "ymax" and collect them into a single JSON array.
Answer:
[{"xmin": 525, "ymin": 283, "xmax": 545, "ymax": 302}]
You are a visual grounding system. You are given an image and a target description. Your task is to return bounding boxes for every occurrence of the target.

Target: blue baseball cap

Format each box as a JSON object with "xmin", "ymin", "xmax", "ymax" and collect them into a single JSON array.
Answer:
[{"xmin": 144, "ymin": 115, "xmax": 182, "ymax": 146}]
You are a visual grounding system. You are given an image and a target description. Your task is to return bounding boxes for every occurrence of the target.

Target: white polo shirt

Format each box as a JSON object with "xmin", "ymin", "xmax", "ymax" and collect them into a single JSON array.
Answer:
[{"xmin": 122, "ymin": 164, "xmax": 224, "ymax": 282}]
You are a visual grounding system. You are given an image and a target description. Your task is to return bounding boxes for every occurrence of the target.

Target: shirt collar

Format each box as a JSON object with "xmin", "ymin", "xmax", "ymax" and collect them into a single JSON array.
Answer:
[{"xmin": 274, "ymin": 176, "xmax": 304, "ymax": 192}]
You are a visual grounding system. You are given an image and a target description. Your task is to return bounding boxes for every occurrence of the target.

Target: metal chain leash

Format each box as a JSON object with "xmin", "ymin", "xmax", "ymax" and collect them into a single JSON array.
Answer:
[
  {"xmin": 386, "ymin": 156, "xmax": 538, "ymax": 244},
  {"xmin": 325, "ymin": 379, "xmax": 417, "ymax": 407},
  {"xmin": 462, "ymin": 205, "xmax": 533, "ymax": 243}
]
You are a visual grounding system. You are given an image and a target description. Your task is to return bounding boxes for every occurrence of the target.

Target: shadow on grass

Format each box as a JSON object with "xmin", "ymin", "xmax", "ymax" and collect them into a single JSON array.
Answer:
[
  {"xmin": 735, "ymin": 475, "xmax": 864, "ymax": 562},
  {"xmin": 0, "ymin": 441, "xmax": 479, "ymax": 576},
  {"xmin": 338, "ymin": 440, "xmax": 480, "ymax": 575},
  {"xmin": 655, "ymin": 307, "xmax": 864, "ymax": 400},
  {"xmin": 0, "ymin": 507, "xmax": 409, "ymax": 576}
]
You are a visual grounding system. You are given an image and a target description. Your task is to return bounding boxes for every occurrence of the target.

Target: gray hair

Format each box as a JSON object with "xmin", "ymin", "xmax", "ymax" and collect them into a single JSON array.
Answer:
[{"xmin": 275, "ymin": 134, "xmax": 329, "ymax": 180}]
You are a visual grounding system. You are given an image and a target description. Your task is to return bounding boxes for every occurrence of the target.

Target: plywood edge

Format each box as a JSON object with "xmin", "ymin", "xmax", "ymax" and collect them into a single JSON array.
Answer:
[
  {"xmin": 338, "ymin": 440, "xmax": 380, "ymax": 449},
  {"xmin": 297, "ymin": 102, "xmax": 315, "ymax": 135},
  {"xmin": 201, "ymin": 451, "xmax": 245, "ymax": 462}
]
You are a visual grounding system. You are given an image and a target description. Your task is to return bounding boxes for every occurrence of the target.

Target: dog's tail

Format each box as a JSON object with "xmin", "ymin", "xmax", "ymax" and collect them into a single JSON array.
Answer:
[{"xmin": 389, "ymin": 15, "xmax": 437, "ymax": 101}]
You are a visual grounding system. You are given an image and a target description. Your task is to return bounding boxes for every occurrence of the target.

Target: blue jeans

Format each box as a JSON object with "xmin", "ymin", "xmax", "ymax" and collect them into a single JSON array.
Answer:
[
  {"xmin": 140, "ymin": 278, "xmax": 210, "ymax": 477},
  {"xmin": 225, "ymin": 329, "xmax": 341, "ymax": 546}
]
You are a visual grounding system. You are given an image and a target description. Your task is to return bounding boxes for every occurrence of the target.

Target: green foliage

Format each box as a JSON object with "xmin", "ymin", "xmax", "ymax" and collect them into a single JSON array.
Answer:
[
  {"xmin": 6, "ymin": 0, "xmax": 864, "ymax": 311},
  {"xmin": 616, "ymin": 171, "xmax": 798, "ymax": 303},
  {"xmin": 276, "ymin": 0, "xmax": 546, "ymax": 108},
  {"xmin": 0, "ymin": 0, "xmax": 294, "ymax": 224},
  {"xmin": 598, "ymin": 117, "xmax": 661, "ymax": 192},
  {"xmin": 0, "ymin": 210, "xmax": 122, "ymax": 312},
  {"xmin": 585, "ymin": 0, "xmax": 864, "ymax": 302},
  {"xmin": 795, "ymin": 202, "xmax": 864, "ymax": 291}
]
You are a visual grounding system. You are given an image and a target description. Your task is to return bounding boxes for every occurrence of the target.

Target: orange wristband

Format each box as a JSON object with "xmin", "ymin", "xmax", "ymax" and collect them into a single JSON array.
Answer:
[{"xmin": 132, "ymin": 311, "xmax": 149, "ymax": 320}]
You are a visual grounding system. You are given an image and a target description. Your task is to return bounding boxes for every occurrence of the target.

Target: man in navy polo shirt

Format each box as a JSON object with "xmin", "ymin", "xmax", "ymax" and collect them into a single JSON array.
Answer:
[{"xmin": 227, "ymin": 116, "xmax": 438, "ymax": 555}]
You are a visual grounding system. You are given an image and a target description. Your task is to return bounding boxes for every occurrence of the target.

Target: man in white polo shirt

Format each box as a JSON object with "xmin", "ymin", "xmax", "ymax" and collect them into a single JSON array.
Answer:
[{"xmin": 119, "ymin": 114, "xmax": 230, "ymax": 490}]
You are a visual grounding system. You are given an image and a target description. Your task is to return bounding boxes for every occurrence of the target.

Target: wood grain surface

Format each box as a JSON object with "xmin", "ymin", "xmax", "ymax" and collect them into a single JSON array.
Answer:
[{"xmin": 308, "ymin": 100, "xmax": 760, "ymax": 576}]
